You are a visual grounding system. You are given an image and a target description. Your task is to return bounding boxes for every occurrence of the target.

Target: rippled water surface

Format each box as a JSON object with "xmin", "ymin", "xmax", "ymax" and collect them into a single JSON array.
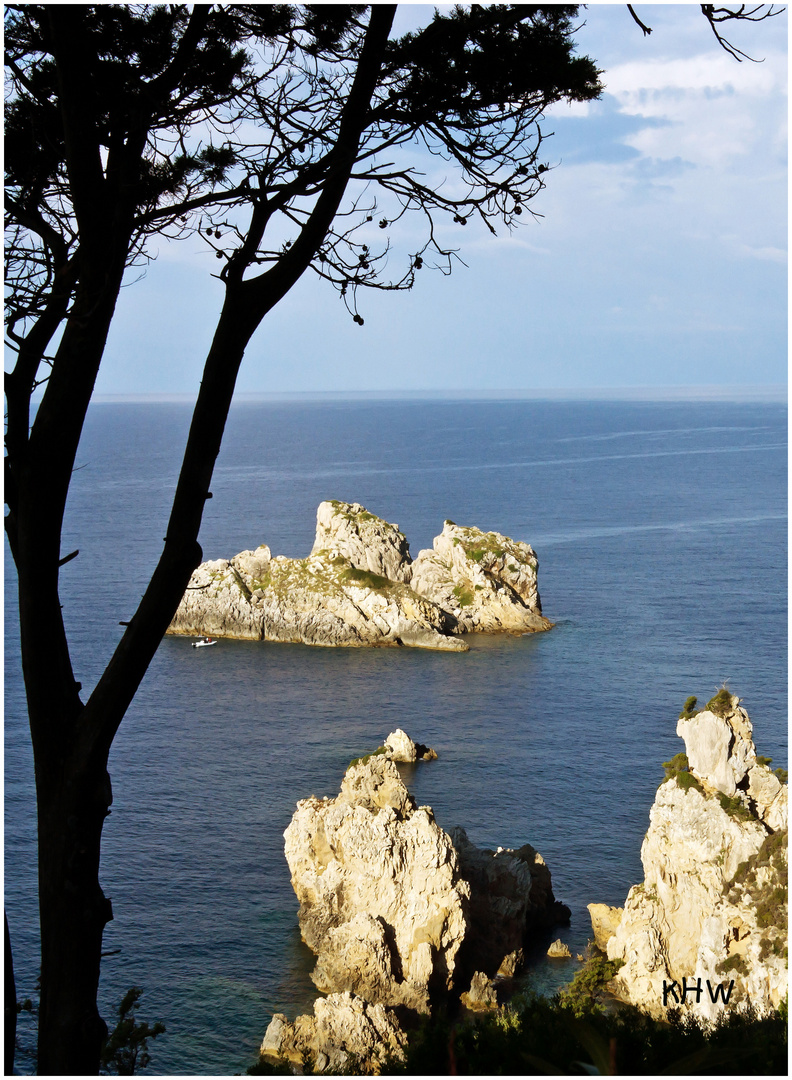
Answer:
[{"xmin": 5, "ymin": 398, "xmax": 787, "ymax": 1073}]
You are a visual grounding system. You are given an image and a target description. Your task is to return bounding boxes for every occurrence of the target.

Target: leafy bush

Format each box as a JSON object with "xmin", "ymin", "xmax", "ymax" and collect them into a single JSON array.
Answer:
[
  {"xmin": 375, "ymin": 992, "xmax": 787, "ymax": 1075},
  {"xmin": 660, "ymin": 752, "xmax": 704, "ymax": 794},
  {"xmin": 717, "ymin": 953, "xmax": 747, "ymax": 975},
  {"xmin": 706, "ymin": 687, "xmax": 734, "ymax": 717},
  {"xmin": 99, "ymin": 987, "xmax": 165, "ymax": 1076},
  {"xmin": 717, "ymin": 792, "xmax": 753, "ymax": 822},
  {"xmin": 558, "ymin": 955, "xmax": 624, "ymax": 1017},
  {"xmin": 679, "ymin": 695, "xmax": 699, "ymax": 719}
]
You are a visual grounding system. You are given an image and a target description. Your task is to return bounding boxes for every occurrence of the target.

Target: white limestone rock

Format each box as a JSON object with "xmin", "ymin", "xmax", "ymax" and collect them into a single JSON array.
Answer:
[
  {"xmin": 410, "ymin": 521, "xmax": 552, "ymax": 634},
  {"xmin": 260, "ymin": 991, "xmax": 407, "ymax": 1074},
  {"xmin": 384, "ymin": 728, "xmax": 437, "ymax": 763},
  {"xmin": 602, "ymin": 694, "xmax": 787, "ymax": 1021},
  {"xmin": 284, "ymin": 753, "xmax": 470, "ymax": 1013},
  {"xmin": 168, "ymin": 503, "xmax": 553, "ymax": 648},
  {"xmin": 460, "ymin": 971, "xmax": 498, "ymax": 1011},
  {"xmin": 168, "ymin": 548, "xmax": 466, "ymax": 651},
  {"xmin": 311, "ymin": 500, "xmax": 413, "ymax": 584},
  {"xmin": 282, "ymin": 744, "xmax": 569, "ymax": 1021},
  {"xmin": 587, "ymin": 903, "xmax": 624, "ymax": 952},
  {"xmin": 547, "ymin": 939, "xmax": 572, "ymax": 958},
  {"xmin": 165, "ymin": 556, "xmax": 266, "ymax": 640}
]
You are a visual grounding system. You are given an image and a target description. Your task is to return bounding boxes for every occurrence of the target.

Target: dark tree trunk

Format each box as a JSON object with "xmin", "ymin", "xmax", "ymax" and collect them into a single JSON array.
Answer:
[
  {"xmin": 35, "ymin": 751, "xmax": 113, "ymax": 1076},
  {"xmin": 5, "ymin": 913, "xmax": 17, "ymax": 1075}
]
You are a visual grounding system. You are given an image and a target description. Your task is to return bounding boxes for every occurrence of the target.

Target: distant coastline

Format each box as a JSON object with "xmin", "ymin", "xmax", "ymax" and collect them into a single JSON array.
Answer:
[{"xmin": 81, "ymin": 384, "xmax": 788, "ymax": 406}]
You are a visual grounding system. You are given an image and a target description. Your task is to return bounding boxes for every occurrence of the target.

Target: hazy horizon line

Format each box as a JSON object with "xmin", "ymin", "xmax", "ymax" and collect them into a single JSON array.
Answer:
[{"xmin": 85, "ymin": 384, "xmax": 788, "ymax": 405}]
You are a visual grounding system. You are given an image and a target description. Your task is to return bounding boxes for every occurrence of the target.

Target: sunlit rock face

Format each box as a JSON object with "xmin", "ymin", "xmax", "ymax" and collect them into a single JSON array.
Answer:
[
  {"xmin": 310, "ymin": 500, "xmax": 413, "ymax": 584},
  {"xmin": 260, "ymin": 992, "xmax": 408, "ymax": 1074},
  {"xmin": 269, "ymin": 736, "xmax": 569, "ymax": 1068},
  {"xmin": 601, "ymin": 693, "xmax": 787, "ymax": 1022},
  {"xmin": 410, "ymin": 520, "xmax": 552, "ymax": 633},
  {"xmin": 167, "ymin": 502, "xmax": 553, "ymax": 648}
]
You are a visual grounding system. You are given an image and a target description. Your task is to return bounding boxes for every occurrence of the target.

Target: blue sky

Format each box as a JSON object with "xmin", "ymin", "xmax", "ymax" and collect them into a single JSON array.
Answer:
[{"xmin": 96, "ymin": 4, "xmax": 787, "ymax": 397}]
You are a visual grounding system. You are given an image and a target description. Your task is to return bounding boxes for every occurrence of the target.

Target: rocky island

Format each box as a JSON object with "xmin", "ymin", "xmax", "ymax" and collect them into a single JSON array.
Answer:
[
  {"xmin": 166, "ymin": 500, "xmax": 552, "ymax": 649},
  {"xmin": 589, "ymin": 690, "xmax": 787, "ymax": 1022},
  {"xmin": 260, "ymin": 730, "xmax": 569, "ymax": 1071}
]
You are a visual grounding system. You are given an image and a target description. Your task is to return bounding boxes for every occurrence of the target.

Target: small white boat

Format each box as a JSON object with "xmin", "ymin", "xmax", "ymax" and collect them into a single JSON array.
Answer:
[{"xmin": 192, "ymin": 637, "xmax": 217, "ymax": 648}]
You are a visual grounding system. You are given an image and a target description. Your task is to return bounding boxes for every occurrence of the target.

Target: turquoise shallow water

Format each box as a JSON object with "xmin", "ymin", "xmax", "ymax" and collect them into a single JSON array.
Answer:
[{"xmin": 4, "ymin": 398, "xmax": 787, "ymax": 1074}]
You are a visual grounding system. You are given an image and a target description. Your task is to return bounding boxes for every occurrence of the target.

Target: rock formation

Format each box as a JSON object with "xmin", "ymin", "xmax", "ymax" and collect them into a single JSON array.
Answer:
[
  {"xmin": 586, "ymin": 903, "xmax": 623, "ymax": 953},
  {"xmin": 448, "ymin": 826, "xmax": 570, "ymax": 978},
  {"xmin": 410, "ymin": 520, "xmax": 552, "ymax": 633},
  {"xmin": 261, "ymin": 734, "xmax": 568, "ymax": 1069},
  {"xmin": 260, "ymin": 992, "xmax": 407, "ymax": 1073},
  {"xmin": 384, "ymin": 728, "xmax": 437, "ymax": 763},
  {"xmin": 167, "ymin": 502, "xmax": 552, "ymax": 648},
  {"xmin": 311, "ymin": 500, "xmax": 413, "ymax": 584},
  {"xmin": 596, "ymin": 691, "xmax": 787, "ymax": 1021}
]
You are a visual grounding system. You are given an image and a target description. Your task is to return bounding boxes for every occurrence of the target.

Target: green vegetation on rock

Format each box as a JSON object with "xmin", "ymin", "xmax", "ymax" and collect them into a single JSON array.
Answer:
[
  {"xmin": 348, "ymin": 746, "xmax": 388, "ymax": 770},
  {"xmin": 250, "ymin": 991, "xmax": 788, "ymax": 1075},
  {"xmin": 660, "ymin": 753, "xmax": 704, "ymax": 794},
  {"xmin": 706, "ymin": 687, "xmax": 735, "ymax": 717},
  {"xmin": 340, "ymin": 566, "xmax": 391, "ymax": 590},
  {"xmin": 716, "ymin": 792, "xmax": 753, "ymax": 822},
  {"xmin": 679, "ymin": 695, "xmax": 698, "ymax": 719},
  {"xmin": 725, "ymin": 829, "xmax": 788, "ymax": 962},
  {"xmin": 452, "ymin": 584, "xmax": 475, "ymax": 607}
]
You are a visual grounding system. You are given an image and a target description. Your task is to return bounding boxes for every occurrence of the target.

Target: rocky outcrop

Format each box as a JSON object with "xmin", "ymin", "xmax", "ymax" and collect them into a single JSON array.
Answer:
[
  {"xmin": 265, "ymin": 735, "xmax": 569, "ymax": 1068},
  {"xmin": 587, "ymin": 903, "xmax": 623, "ymax": 953},
  {"xmin": 460, "ymin": 971, "xmax": 498, "ymax": 1011},
  {"xmin": 547, "ymin": 939, "xmax": 572, "ymax": 958},
  {"xmin": 311, "ymin": 500, "xmax": 413, "ymax": 584},
  {"xmin": 600, "ymin": 692, "xmax": 787, "ymax": 1021},
  {"xmin": 448, "ymin": 826, "xmax": 570, "ymax": 978},
  {"xmin": 168, "ymin": 547, "xmax": 466, "ymax": 651},
  {"xmin": 410, "ymin": 521, "xmax": 552, "ymax": 633},
  {"xmin": 260, "ymin": 992, "xmax": 407, "ymax": 1074},
  {"xmin": 384, "ymin": 728, "xmax": 437, "ymax": 763},
  {"xmin": 168, "ymin": 502, "xmax": 552, "ymax": 649},
  {"xmin": 284, "ymin": 752, "xmax": 469, "ymax": 1014}
]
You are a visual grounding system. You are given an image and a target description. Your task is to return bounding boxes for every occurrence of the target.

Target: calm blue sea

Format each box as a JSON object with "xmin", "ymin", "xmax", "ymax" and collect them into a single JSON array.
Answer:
[{"xmin": 4, "ymin": 397, "xmax": 787, "ymax": 1074}]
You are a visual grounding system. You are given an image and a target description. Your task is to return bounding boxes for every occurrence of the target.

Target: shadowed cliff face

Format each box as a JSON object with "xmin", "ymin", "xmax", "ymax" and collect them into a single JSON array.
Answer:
[
  {"xmin": 166, "ymin": 500, "xmax": 551, "ymax": 648},
  {"xmin": 598, "ymin": 693, "xmax": 787, "ymax": 1021}
]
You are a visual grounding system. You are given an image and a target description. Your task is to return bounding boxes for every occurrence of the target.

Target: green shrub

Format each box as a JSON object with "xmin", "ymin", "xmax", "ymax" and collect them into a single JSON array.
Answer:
[
  {"xmin": 774, "ymin": 767, "xmax": 788, "ymax": 784},
  {"xmin": 341, "ymin": 566, "xmax": 390, "ymax": 590},
  {"xmin": 756, "ymin": 755, "xmax": 773, "ymax": 767},
  {"xmin": 706, "ymin": 687, "xmax": 734, "ymax": 717},
  {"xmin": 452, "ymin": 584, "xmax": 474, "ymax": 607},
  {"xmin": 679, "ymin": 695, "xmax": 698, "ymax": 719},
  {"xmin": 660, "ymin": 753, "xmax": 704, "ymax": 794},
  {"xmin": 373, "ymin": 991, "xmax": 788, "ymax": 1075},
  {"xmin": 558, "ymin": 956, "xmax": 624, "ymax": 1018},
  {"xmin": 717, "ymin": 953, "xmax": 747, "ymax": 976},
  {"xmin": 717, "ymin": 792, "xmax": 753, "ymax": 822}
]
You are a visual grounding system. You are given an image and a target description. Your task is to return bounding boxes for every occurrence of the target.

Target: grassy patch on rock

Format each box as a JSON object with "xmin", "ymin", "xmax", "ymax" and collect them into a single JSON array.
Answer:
[{"xmin": 660, "ymin": 752, "xmax": 704, "ymax": 795}]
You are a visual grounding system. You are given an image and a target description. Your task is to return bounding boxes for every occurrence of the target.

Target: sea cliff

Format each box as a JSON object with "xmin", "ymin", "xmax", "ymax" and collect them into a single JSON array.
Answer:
[{"xmin": 591, "ymin": 691, "xmax": 787, "ymax": 1021}]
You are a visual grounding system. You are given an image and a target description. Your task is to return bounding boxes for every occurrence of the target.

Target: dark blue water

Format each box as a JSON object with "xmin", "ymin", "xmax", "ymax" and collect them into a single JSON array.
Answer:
[{"xmin": 5, "ymin": 398, "xmax": 787, "ymax": 1074}]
